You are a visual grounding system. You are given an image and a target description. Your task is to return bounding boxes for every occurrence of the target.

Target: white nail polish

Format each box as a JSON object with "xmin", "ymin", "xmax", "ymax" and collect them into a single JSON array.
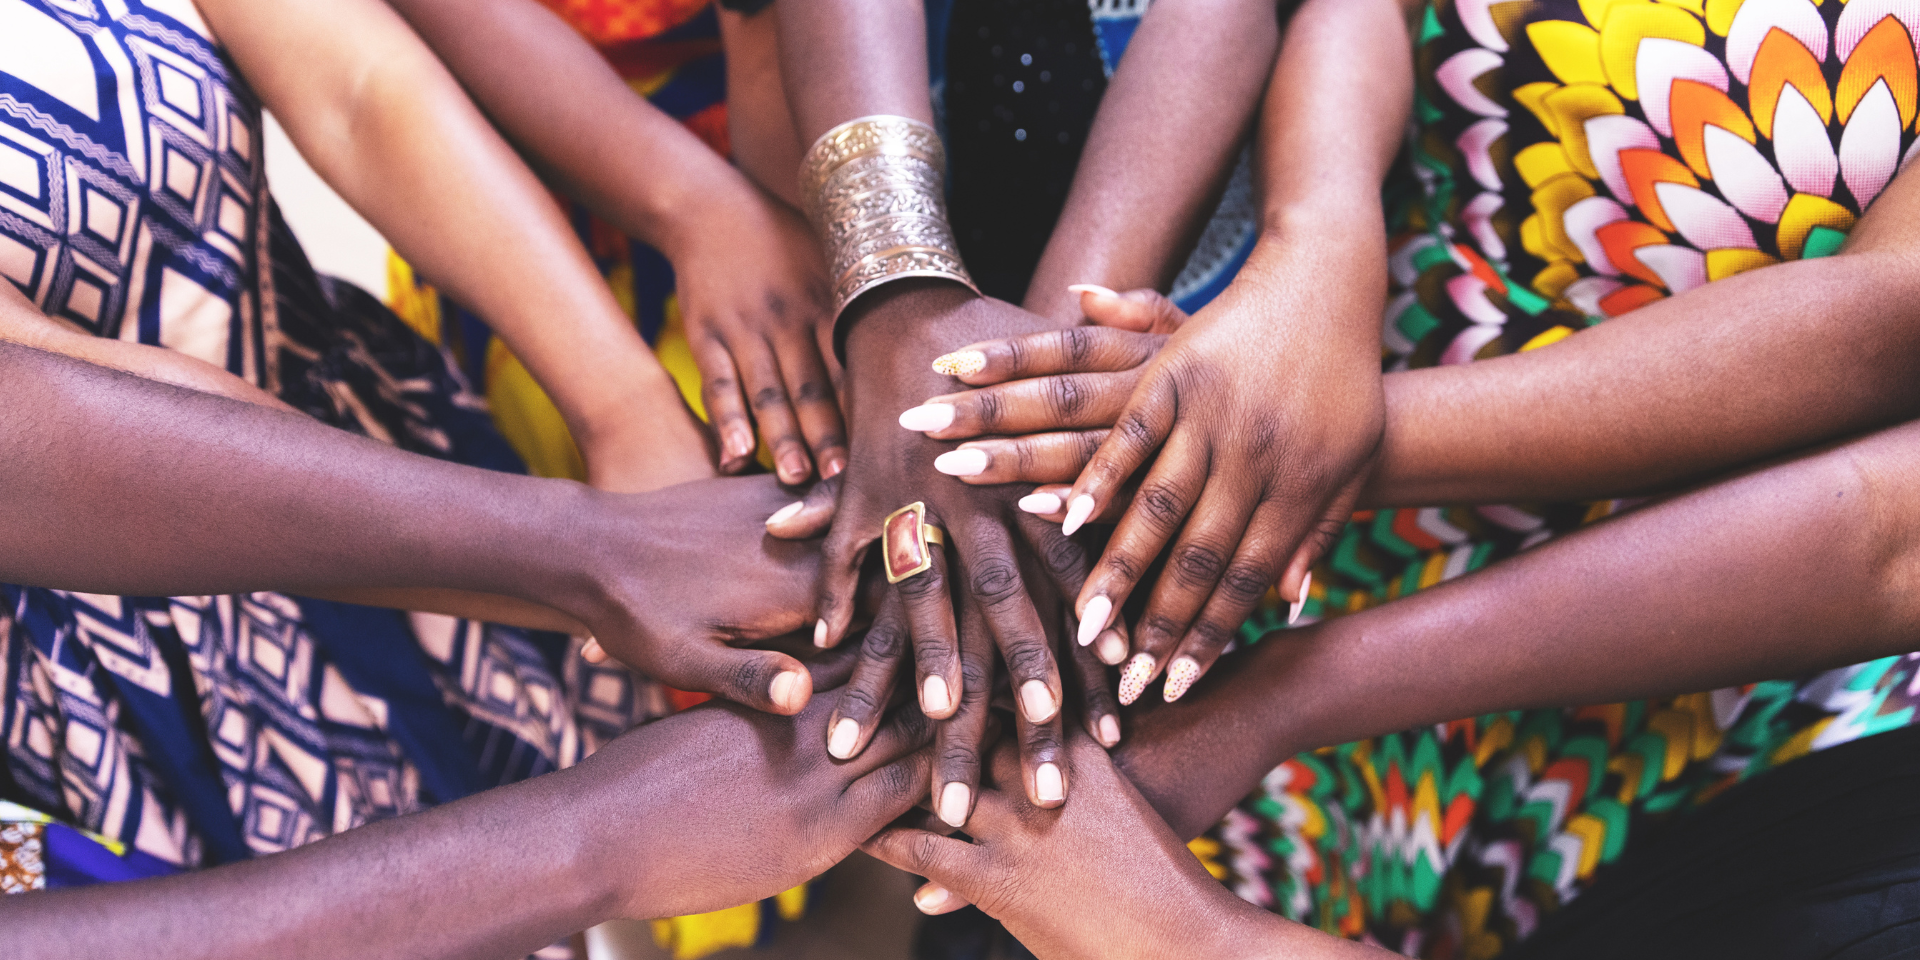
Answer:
[
  {"xmin": 1097, "ymin": 715, "xmax": 1121, "ymax": 747},
  {"xmin": 813, "ymin": 619, "xmax": 830, "ymax": 648},
  {"xmin": 922, "ymin": 674, "xmax": 953, "ymax": 715},
  {"xmin": 1289, "ymin": 571, "xmax": 1314, "ymax": 626},
  {"xmin": 1020, "ymin": 680, "xmax": 1058, "ymax": 723},
  {"xmin": 1163, "ymin": 657, "xmax": 1200, "ymax": 703},
  {"xmin": 915, "ymin": 883, "xmax": 953, "ymax": 913},
  {"xmin": 1077, "ymin": 595, "xmax": 1113, "ymax": 646},
  {"xmin": 828, "ymin": 718, "xmax": 860, "ymax": 759},
  {"xmin": 1118, "ymin": 653, "xmax": 1155, "ymax": 706},
  {"xmin": 1067, "ymin": 283, "xmax": 1119, "ymax": 299},
  {"xmin": 934, "ymin": 448, "xmax": 990, "ymax": 477},
  {"xmin": 1019, "ymin": 492, "xmax": 1064, "ymax": 515},
  {"xmin": 1061, "ymin": 495, "xmax": 1095, "ymax": 536},
  {"xmin": 898, "ymin": 403, "xmax": 956, "ymax": 432},
  {"xmin": 939, "ymin": 781, "xmax": 971, "ymax": 828},
  {"xmin": 767, "ymin": 501, "xmax": 804, "ymax": 527},
  {"xmin": 1035, "ymin": 762, "xmax": 1064, "ymax": 803}
]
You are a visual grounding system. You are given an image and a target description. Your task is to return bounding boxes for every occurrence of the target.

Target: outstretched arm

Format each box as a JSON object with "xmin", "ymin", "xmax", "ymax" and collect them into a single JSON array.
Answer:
[
  {"xmin": 197, "ymin": 0, "xmax": 711, "ymax": 493},
  {"xmin": 1115, "ymin": 417, "xmax": 1920, "ymax": 837}
]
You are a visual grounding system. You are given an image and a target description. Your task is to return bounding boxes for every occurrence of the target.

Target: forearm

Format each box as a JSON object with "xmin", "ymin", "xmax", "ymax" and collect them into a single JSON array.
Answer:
[
  {"xmin": 1367, "ymin": 248, "xmax": 1920, "ymax": 507},
  {"xmin": 0, "ymin": 762, "xmax": 617, "ymax": 960},
  {"xmin": 1022, "ymin": 0, "xmax": 1279, "ymax": 322},
  {"xmin": 773, "ymin": 0, "xmax": 934, "ymax": 143},
  {"xmin": 1247, "ymin": 419, "xmax": 1920, "ymax": 769},
  {"xmin": 388, "ymin": 0, "xmax": 753, "ymax": 264},
  {"xmin": 0, "ymin": 342, "xmax": 589, "ymax": 609}
]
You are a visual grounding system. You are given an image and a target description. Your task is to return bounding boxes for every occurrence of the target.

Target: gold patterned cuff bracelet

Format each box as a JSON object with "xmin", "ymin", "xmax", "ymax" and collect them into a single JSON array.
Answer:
[{"xmin": 800, "ymin": 115, "xmax": 979, "ymax": 326}]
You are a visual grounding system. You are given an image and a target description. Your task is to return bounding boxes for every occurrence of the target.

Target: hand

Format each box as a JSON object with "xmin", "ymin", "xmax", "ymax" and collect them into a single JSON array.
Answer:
[
  {"xmin": 668, "ymin": 180, "xmax": 847, "ymax": 483},
  {"xmin": 817, "ymin": 284, "xmax": 1098, "ymax": 823},
  {"xmin": 1058, "ymin": 248, "xmax": 1386, "ymax": 707},
  {"xmin": 863, "ymin": 735, "xmax": 1361, "ymax": 960},
  {"xmin": 579, "ymin": 690, "xmax": 934, "ymax": 920},
  {"xmin": 577, "ymin": 403, "xmax": 718, "ymax": 493},
  {"xmin": 569, "ymin": 475, "xmax": 826, "ymax": 714}
]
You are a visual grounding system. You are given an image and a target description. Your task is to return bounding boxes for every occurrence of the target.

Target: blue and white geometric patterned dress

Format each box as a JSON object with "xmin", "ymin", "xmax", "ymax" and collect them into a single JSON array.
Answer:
[{"xmin": 0, "ymin": 0, "xmax": 655, "ymax": 878}]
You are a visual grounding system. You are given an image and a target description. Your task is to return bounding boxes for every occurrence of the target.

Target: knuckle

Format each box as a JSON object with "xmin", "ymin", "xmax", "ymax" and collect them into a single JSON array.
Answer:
[
  {"xmin": 1041, "ymin": 536, "xmax": 1086, "ymax": 579},
  {"xmin": 1140, "ymin": 613, "xmax": 1185, "ymax": 642},
  {"xmin": 896, "ymin": 565, "xmax": 948, "ymax": 600},
  {"xmin": 1219, "ymin": 562, "xmax": 1273, "ymax": 604},
  {"xmin": 939, "ymin": 744, "xmax": 981, "ymax": 772},
  {"xmin": 794, "ymin": 380, "xmax": 834, "ymax": 405},
  {"xmin": 870, "ymin": 757, "xmax": 917, "ymax": 799},
  {"xmin": 1114, "ymin": 412, "xmax": 1157, "ymax": 453},
  {"xmin": 969, "ymin": 561, "xmax": 1023, "ymax": 606},
  {"xmin": 862, "ymin": 624, "xmax": 907, "ymax": 659},
  {"xmin": 1172, "ymin": 542, "xmax": 1228, "ymax": 586},
  {"xmin": 1188, "ymin": 615, "xmax": 1234, "ymax": 651},
  {"xmin": 729, "ymin": 656, "xmax": 769, "ymax": 701},
  {"xmin": 752, "ymin": 386, "xmax": 785, "ymax": 411},
  {"xmin": 1098, "ymin": 551, "xmax": 1144, "ymax": 586},
  {"xmin": 1045, "ymin": 375, "xmax": 1088, "ymax": 421},
  {"xmin": 913, "ymin": 642, "xmax": 953, "ymax": 677},
  {"xmin": 1061, "ymin": 326, "xmax": 1095, "ymax": 368},
  {"xmin": 976, "ymin": 390, "xmax": 1005, "ymax": 429},
  {"xmin": 958, "ymin": 656, "xmax": 993, "ymax": 696},
  {"xmin": 837, "ymin": 686, "xmax": 882, "ymax": 718},
  {"xmin": 1003, "ymin": 641, "xmax": 1052, "ymax": 679},
  {"xmin": 1135, "ymin": 484, "xmax": 1189, "ymax": 533}
]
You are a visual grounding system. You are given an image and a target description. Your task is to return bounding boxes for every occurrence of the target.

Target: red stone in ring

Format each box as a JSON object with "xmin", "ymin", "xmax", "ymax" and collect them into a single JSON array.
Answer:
[{"xmin": 883, "ymin": 502, "xmax": 933, "ymax": 582}]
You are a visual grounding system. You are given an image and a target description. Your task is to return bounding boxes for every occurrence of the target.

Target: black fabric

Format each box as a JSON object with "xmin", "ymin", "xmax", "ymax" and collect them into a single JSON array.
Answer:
[
  {"xmin": 715, "ymin": 0, "xmax": 773, "ymax": 15},
  {"xmin": 942, "ymin": 0, "xmax": 1107, "ymax": 302},
  {"xmin": 1508, "ymin": 724, "xmax": 1920, "ymax": 960}
]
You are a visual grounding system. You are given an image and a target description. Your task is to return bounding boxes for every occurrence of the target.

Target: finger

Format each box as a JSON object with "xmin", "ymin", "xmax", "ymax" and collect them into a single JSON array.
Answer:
[
  {"xmin": 1061, "ymin": 371, "xmax": 1178, "ymax": 538},
  {"xmin": 802, "ymin": 639, "xmax": 861, "ymax": 691},
  {"xmin": 1014, "ymin": 682, "xmax": 1069, "ymax": 808},
  {"xmin": 1016, "ymin": 483, "xmax": 1135, "ymax": 524},
  {"xmin": 932, "ymin": 431, "xmax": 1107, "ymax": 486},
  {"xmin": 1076, "ymin": 430, "xmax": 1207, "ymax": 677},
  {"xmin": 774, "ymin": 329, "xmax": 849, "ymax": 480},
  {"xmin": 862, "ymin": 826, "xmax": 986, "ymax": 893},
  {"xmin": 740, "ymin": 340, "xmax": 812, "ymax": 484},
  {"xmin": 1066, "ymin": 621, "xmax": 1123, "ymax": 747},
  {"xmin": 1130, "ymin": 478, "xmax": 1262, "ymax": 704},
  {"xmin": 894, "ymin": 519, "xmax": 963, "ymax": 721},
  {"xmin": 765, "ymin": 473, "xmax": 842, "ymax": 540},
  {"xmin": 580, "ymin": 637, "xmax": 608, "ymax": 664},
  {"xmin": 850, "ymin": 686, "xmax": 938, "ymax": 773},
  {"xmin": 1278, "ymin": 489, "xmax": 1361, "ymax": 625},
  {"xmin": 910, "ymin": 881, "xmax": 971, "ymax": 916},
  {"xmin": 691, "ymin": 334, "xmax": 757, "ymax": 473},
  {"xmin": 932, "ymin": 597, "xmax": 996, "ymax": 829},
  {"xmin": 827, "ymin": 594, "xmax": 910, "ymax": 760},
  {"xmin": 1160, "ymin": 498, "xmax": 1295, "ymax": 704},
  {"xmin": 1072, "ymin": 285, "xmax": 1190, "ymax": 335},
  {"xmin": 928, "ymin": 325, "xmax": 1167, "ymax": 387},
  {"xmin": 815, "ymin": 513, "xmax": 875, "ymax": 649},
  {"xmin": 662, "ymin": 642, "xmax": 812, "ymax": 715},
  {"xmin": 905, "ymin": 376, "xmax": 1135, "ymax": 445},
  {"xmin": 959, "ymin": 520, "xmax": 1062, "ymax": 726}
]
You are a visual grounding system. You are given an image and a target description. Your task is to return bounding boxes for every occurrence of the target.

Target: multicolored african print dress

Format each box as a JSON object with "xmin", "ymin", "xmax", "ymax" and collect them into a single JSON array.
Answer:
[
  {"xmin": 0, "ymin": 2, "xmax": 655, "ymax": 951},
  {"xmin": 1219, "ymin": 1, "xmax": 1920, "ymax": 954}
]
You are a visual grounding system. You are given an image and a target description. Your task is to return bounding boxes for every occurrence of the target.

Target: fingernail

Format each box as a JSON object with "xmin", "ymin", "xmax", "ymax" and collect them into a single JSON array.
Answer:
[
  {"xmin": 822, "ymin": 455, "xmax": 845, "ymax": 479},
  {"xmin": 1289, "ymin": 571, "xmax": 1314, "ymax": 626},
  {"xmin": 938, "ymin": 781, "xmax": 971, "ymax": 828},
  {"xmin": 915, "ymin": 882, "xmax": 953, "ymax": 913},
  {"xmin": 780, "ymin": 456, "xmax": 810, "ymax": 483},
  {"xmin": 934, "ymin": 448, "xmax": 990, "ymax": 477},
  {"xmin": 898, "ymin": 403, "xmax": 956, "ymax": 432},
  {"xmin": 1096, "ymin": 629, "xmax": 1128, "ymax": 665},
  {"xmin": 726, "ymin": 428, "xmax": 755, "ymax": 460},
  {"xmin": 580, "ymin": 638, "xmax": 606, "ymax": 663},
  {"xmin": 767, "ymin": 501, "xmax": 804, "ymax": 527},
  {"xmin": 1163, "ymin": 656, "xmax": 1200, "ymax": 703},
  {"xmin": 814, "ymin": 619, "xmax": 830, "ymax": 648},
  {"xmin": 1118, "ymin": 653, "xmax": 1155, "ymax": 706},
  {"xmin": 1019, "ymin": 680, "xmax": 1058, "ymax": 723},
  {"xmin": 771, "ymin": 670, "xmax": 807, "ymax": 712},
  {"xmin": 1035, "ymin": 762, "xmax": 1064, "ymax": 803},
  {"xmin": 1077, "ymin": 595, "xmax": 1113, "ymax": 646},
  {"xmin": 1019, "ymin": 491, "xmax": 1063, "ymax": 514},
  {"xmin": 1097, "ymin": 714, "xmax": 1121, "ymax": 747},
  {"xmin": 828, "ymin": 717, "xmax": 860, "ymax": 759},
  {"xmin": 922, "ymin": 674, "xmax": 953, "ymax": 715},
  {"xmin": 1067, "ymin": 283, "xmax": 1119, "ymax": 300},
  {"xmin": 1061, "ymin": 494, "xmax": 1095, "ymax": 536},
  {"xmin": 932, "ymin": 350, "xmax": 987, "ymax": 377}
]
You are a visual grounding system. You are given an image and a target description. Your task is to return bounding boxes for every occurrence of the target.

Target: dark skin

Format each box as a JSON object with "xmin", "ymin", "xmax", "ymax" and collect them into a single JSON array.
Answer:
[
  {"xmin": 386, "ymin": 0, "xmax": 847, "ymax": 483},
  {"xmin": 901, "ymin": 416, "xmax": 1920, "ymax": 944},
  {"xmin": 0, "ymin": 690, "xmax": 934, "ymax": 960},
  {"xmin": 767, "ymin": 0, "xmax": 1282, "ymax": 821}
]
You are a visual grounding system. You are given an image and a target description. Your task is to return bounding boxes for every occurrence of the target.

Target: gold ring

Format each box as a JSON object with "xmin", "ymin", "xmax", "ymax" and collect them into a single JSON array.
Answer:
[{"xmin": 883, "ymin": 501, "xmax": 948, "ymax": 583}]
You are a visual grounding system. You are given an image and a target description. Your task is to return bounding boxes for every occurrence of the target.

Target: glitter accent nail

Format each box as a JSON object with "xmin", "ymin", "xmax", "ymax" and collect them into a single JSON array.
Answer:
[
  {"xmin": 1163, "ymin": 657, "xmax": 1200, "ymax": 702},
  {"xmin": 932, "ymin": 350, "xmax": 987, "ymax": 377},
  {"xmin": 1118, "ymin": 653, "xmax": 1155, "ymax": 705}
]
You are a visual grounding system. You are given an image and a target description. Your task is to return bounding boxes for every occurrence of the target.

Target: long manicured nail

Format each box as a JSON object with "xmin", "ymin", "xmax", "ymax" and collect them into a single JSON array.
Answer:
[
  {"xmin": 938, "ymin": 781, "xmax": 971, "ymax": 828},
  {"xmin": 1035, "ymin": 762, "xmax": 1065, "ymax": 803},
  {"xmin": 898, "ymin": 403, "xmax": 956, "ymax": 432},
  {"xmin": 915, "ymin": 882, "xmax": 953, "ymax": 913},
  {"xmin": 813, "ymin": 619, "xmax": 829, "ymax": 648},
  {"xmin": 771, "ymin": 670, "xmax": 807, "ymax": 712},
  {"xmin": 1077, "ymin": 595, "xmax": 1113, "ymax": 646},
  {"xmin": 1163, "ymin": 656, "xmax": 1200, "ymax": 703},
  {"xmin": 1118, "ymin": 653, "xmax": 1155, "ymax": 705},
  {"xmin": 1096, "ymin": 629, "xmax": 1128, "ymax": 665},
  {"xmin": 767, "ymin": 501, "xmax": 804, "ymax": 527},
  {"xmin": 1019, "ymin": 680, "xmax": 1058, "ymax": 723},
  {"xmin": 1019, "ymin": 491, "xmax": 1063, "ymax": 514},
  {"xmin": 932, "ymin": 350, "xmax": 987, "ymax": 377},
  {"xmin": 828, "ymin": 717, "xmax": 860, "ymax": 759},
  {"xmin": 934, "ymin": 448, "xmax": 990, "ymax": 477},
  {"xmin": 1067, "ymin": 283, "xmax": 1119, "ymax": 300},
  {"xmin": 1289, "ymin": 571, "xmax": 1314, "ymax": 626},
  {"xmin": 1097, "ymin": 715, "xmax": 1121, "ymax": 747},
  {"xmin": 922, "ymin": 674, "xmax": 953, "ymax": 715},
  {"xmin": 1061, "ymin": 494, "xmax": 1095, "ymax": 536}
]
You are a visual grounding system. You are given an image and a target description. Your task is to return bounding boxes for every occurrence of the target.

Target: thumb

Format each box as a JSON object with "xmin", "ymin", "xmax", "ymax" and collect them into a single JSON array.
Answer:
[
  {"xmin": 1072, "ymin": 285, "xmax": 1189, "ymax": 334},
  {"xmin": 665, "ymin": 642, "xmax": 813, "ymax": 715},
  {"xmin": 765, "ymin": 473, "xmax": 841, "ymax": 541}
]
